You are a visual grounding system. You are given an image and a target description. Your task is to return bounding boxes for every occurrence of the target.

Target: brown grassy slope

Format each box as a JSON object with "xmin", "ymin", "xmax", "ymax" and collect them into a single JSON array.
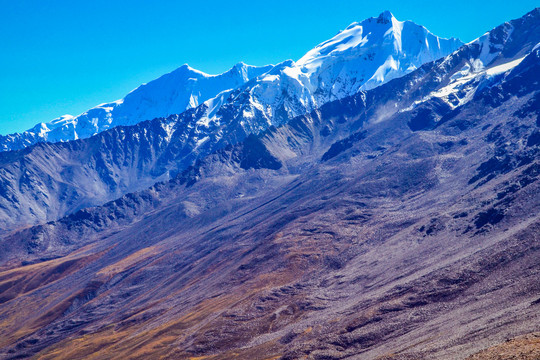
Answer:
[{"xmin": 467, "ymin": 333, "xmax": 540, "ymax": 360}]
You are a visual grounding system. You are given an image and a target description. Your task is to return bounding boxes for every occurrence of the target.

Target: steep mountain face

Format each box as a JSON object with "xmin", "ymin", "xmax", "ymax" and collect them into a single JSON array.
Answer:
[
  {"xmin": 0, "ymin": 9, "xmax": 539, "ymax": 360},
  {"xmin": 0, "ymin": 12, "xmax": 462, "ymax": 153},
  {"xmin": 0, "ymin": 12, "xmax": 464, "ymax": 231}
]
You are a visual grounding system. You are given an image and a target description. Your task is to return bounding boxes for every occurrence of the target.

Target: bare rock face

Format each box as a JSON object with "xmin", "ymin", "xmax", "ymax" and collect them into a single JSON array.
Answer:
[{"xmin": 0, "ymin": 8, "xmax": 539, "ymax": 360}]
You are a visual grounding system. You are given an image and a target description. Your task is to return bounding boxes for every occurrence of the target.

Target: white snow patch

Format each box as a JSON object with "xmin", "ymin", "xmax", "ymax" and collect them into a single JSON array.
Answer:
[{"xmin": 485, "ymin": 56, "xmax": 525, "ymax": 76}]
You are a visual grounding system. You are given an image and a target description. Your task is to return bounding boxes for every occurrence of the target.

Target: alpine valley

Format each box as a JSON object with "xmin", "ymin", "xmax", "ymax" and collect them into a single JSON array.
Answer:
[{"xmin": 0, "ymin": 9, "xmax": 539, "ymax": 360}]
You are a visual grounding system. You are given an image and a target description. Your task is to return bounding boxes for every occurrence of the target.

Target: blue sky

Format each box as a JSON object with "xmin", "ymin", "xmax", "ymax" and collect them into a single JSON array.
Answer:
[{"xmin": 0, "ymin": 0, "xmax": 537, "ymax": 135}]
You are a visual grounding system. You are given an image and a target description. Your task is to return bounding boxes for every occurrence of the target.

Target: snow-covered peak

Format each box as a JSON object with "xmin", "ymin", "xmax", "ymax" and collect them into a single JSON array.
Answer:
[
  {"xmin": 118, "ymin": 62, "xmax": 272, "ymax": 123},
  {"xmin": 342, "ymin": 11, "xmax": 396, "ymax": 31},
  {"xmin": 291, "ymin": 12, "xmax": 463, "ymax": 99},
  {"xmin": 296, "ymin": 11, "xmax": 399, "ymax": 71}
]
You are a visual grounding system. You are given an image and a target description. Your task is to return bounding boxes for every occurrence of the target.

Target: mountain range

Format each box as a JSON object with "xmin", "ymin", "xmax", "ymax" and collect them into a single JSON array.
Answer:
[
  {"xmin": 0, "ymin": 11, "xmax": 462, "ymax": 153},
  {"xmin": 0, "ymin": 12, "xmax": 464, "ymax": 231},
  {"xmin": 0, "ymin": 8, "xmax": 539, "ymax": 360}
]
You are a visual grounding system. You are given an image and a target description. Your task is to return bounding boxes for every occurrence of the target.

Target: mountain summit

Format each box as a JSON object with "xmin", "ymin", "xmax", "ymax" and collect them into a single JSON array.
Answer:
[
  {"xmin": 0, "ymin": 13, "xmax": 463, "ymax": 152},
  {"xmin": 291, "ymin": 11, "xmax": 462, "ymax": 97}
]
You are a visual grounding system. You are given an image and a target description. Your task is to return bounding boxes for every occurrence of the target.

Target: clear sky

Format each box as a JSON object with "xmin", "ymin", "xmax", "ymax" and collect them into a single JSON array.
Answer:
[{"xmin": 0, "ymin": 0, "xmax": 537, "ymax": 135}]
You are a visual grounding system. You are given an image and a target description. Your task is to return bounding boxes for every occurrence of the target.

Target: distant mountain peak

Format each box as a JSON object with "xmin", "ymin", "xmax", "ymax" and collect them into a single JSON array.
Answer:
[
  {"xmin": 233, "ymin": 61, "xmax": 247, "ymax": 68},
  {"xmin": 294, "ymin": 12, "xmax": 462, "ymax": 93}
]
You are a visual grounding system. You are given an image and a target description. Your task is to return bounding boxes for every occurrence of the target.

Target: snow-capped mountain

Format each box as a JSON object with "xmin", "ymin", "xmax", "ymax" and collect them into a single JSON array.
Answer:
[
  {"xmin": 0, "ymin": 11, "xmax": 462, "ymax": 152},
  {"xmin": 291, "ymin": 10, "xmax": 462, "ymax": 95},
  {"xmin": 0, "ymin": 62, "xmax": 273, "ymax": 151}
]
